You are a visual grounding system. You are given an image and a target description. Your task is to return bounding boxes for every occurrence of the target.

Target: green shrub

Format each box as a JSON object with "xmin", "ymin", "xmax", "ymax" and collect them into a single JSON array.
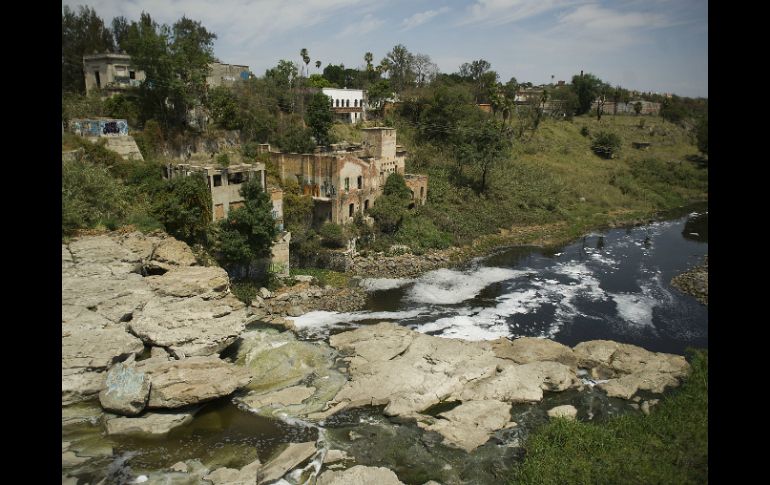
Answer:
[
  {"xmin": 591, "ymin": 131, "xmax": 621, "ymax": 159},
  {"xmin": 62, "ymin": 160, "xmax": 131, "ymax": 236},
  {"xmin": 216, "ymin": 153, "xmax": 231, "ymax": 167},
  {"xmin": 153, "ymin": 174, "xmax": 212, "ymax": 244},
  {"xmin": 395, "ymin": 215, "xmax": 452, "ymax": 252},
  {"xmin": 319, "ymin": 222, "xmax": 346, "ymax": 248},
  {"xmin": 580, "ymin": 126, "xmax": 590, "ymax": 137}
]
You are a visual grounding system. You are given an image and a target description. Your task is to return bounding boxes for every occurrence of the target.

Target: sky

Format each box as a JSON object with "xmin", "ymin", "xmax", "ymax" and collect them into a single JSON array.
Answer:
[{"xmin": 63, "ymin": 0, "xmax": 708, "ymax": 98}]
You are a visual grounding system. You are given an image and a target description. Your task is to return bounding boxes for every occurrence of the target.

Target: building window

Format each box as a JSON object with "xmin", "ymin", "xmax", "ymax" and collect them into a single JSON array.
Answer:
[
  {"xmin": 213, "ymin": 174, "xmax": 222, "ymax": 187},
  {"xmin": 228, "ymin": 172, "xmax": 245, "ymax": 185},
  {"xmin": 357, "ymin": 176, "xmax": 362, "ymax": 189},
  {"xmin": 346, "ymin": 99, "xmax": 350, "ymax": 107},
  {"xmin": 420, "ymin": 187, "xmax": 424, "ymax": 200},
  {"xmin": 129, "ymin": 71, "xmax": 136, "ymax": 80},
  {"xmin": 364, "ymin": 199, "xmax": 369, "ymax": 211},
  {"xmin": 354, "ymin": 99, "xmax": 358, "ymax": 107},
  {"xmin": 94, "ymin": 71, "xmax": 101, "ymax": 88},
  {"xmin": 344, "ymin": 177, "xmax": 349, "ymax": 191},
  {"xmin": 335, "ymin": 99, "xmax": 339, "ymax": 107},
  {"xmin": 349, "ymin": 203, "xmax": 354, "ymax": 217}
]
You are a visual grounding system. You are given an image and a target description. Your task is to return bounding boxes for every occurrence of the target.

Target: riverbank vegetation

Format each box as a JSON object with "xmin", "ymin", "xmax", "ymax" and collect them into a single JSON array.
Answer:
[{"xmin": 509, "ymin": 349, "xmax": 708, "ymax": 484}]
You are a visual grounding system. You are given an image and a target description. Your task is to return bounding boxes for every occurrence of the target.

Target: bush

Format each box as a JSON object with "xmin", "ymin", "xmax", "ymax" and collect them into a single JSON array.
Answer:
[
  {"xmin": 153, "ymin": 174, "xmax": 212, "ymax": 244},
  {"xmin": 216, "ymin": 153, "xmax": 231, "ymax": 167},
  {"xmin": 319, "ymin": 222, "xmax": 346, "ymax": 248},
  {"xmin": 62, "ymin": 160, "xmax": 131, "ymax": 236},
  {"xmin": 580, "ymin": 126, "xmax": 590, "ymax": 137},
  {"xmin": 591, "ymin": 131, "xmax": 621, "ymax": 159},
  {"xmin": 395, "ymin": 215, "xmax": 452, "ymax": 252}
]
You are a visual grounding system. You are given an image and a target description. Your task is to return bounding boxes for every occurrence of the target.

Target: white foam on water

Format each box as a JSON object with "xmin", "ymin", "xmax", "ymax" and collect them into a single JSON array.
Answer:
[
  {"xmin": 288, "ymin": 308, "xmax": 431, "ymax": 332},
  {"xmin": 589, "ymin": 252, "xmax": 619, "ymax": 268},
  {"xmin": 359, "ymin": 277, "xmax": 413, "ymax": 291},
  {"xmin": 611, "ymin": 293, "xmax": 657, "ymax": 327},
  {"xmin": 406, "ymin": 266, "xmax": 526, "ymax": 305}
]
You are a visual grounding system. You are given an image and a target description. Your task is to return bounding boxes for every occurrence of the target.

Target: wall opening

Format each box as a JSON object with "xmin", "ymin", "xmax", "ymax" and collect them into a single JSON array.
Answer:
[
  {"xmin": 420, "ymin": 186, "xmax": 424, "ymax": 200},
  {"xmin": 344, "ymin": 177, "xmax": 350, "ymax": 191},
  {"xmin": 213, "ymin": 174, "xmax": 222, "ymax": 187},
  {"xmin": 364, "ymin": 199, "xmax": 369, "ymax": 211},
  {"xmin": 357, "ymin": 176, "xmax": 362, "ymax": 189},
  {"xmin": 94, "ymin": 71, "xmax": 101, "ymax": 88},
  {"xmin": 214, "ymin": 204, "xmax": 225, "ymax": 220},
  {"xmin": 228, "ymin": 171, "xmax": 245, "ymax": 185},
  {"xmin": 349, "ymin": 203, "xmax": 354, "ymax": 217},
  {"xmin": 129, "ymin": 71, "xmax": 136, "ymax": 80}
]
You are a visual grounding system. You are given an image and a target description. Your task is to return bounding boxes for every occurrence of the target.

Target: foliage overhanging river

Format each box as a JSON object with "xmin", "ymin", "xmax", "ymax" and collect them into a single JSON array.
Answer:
[{"xmin": 63, "ymin": 203, "xmax": 707, "ymax": 484}]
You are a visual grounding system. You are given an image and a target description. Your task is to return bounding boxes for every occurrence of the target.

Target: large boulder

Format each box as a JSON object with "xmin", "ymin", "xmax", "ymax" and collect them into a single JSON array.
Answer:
[
  {"xmin": 148, "ymin": 238, "xmax": 197, "ymax": 271},
  {"xmin": 317, "ymin": 465, "xmax": 404, "ymax": 485},
  {"xmin": 454, "ymin": 361, "xmax": 580, "ymax": 403},
  {"xmin": 129, "ymin": 295, "xmax": 247, "ymax": 358},
  {"xmin": 62, "ymin": 326, "xmax": 144, "ymax": 373},
  {"xmin": 547, "ymin": 404, "xmax": 578, "ymax": 420},
  {"xmin": 419, "ymin": 400, "xmax": 512, "ymax": 452},
  {"xmin": 136, "ymin": 356, "xmax": 251, "ymax": 408},
  {"xmin": 491, "ymin": 337, "xmax": 578, "ymax": 368},
  {"xmin": 204, "ymin": 458, "xmax": 261, "ymax": 485},
  {"xmin": 98, "ymin": 362, "xmax": 151, "ymax": 416},
  {"xmin": 146, "ymin": 266, "xmax": 229, "ymax": 298},
  {"xmin": 258, "ymin": 442, "xmax": 317, "ymax": 484}
]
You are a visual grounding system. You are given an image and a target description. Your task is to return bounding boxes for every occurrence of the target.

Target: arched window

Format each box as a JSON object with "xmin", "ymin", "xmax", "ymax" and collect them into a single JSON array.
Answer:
[
  {"xmin": 346, "ymin": 99, "xmax": 350, "ymax": 107},
  {"xmin": 354, "ymin": 99, "xmax": 358, "ymax": 107},
  {"xmin": 335, "ymin": 99, "xmax": 339, "ymax": 107}
]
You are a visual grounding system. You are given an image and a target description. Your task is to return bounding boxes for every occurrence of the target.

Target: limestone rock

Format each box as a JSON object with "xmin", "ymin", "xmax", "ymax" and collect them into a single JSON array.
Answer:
[
  {"xmin": 105, "ymin": 410, "xmax": 195, "ymax": 436},
  {"xmin": 62, "ymin": 325, "xmax": 144, "ymax": 373},
  {"xmin": 147, "ymin": 266, "xmax": 229, "ymax": 298},
  {"xmin": 259, "ymin": 442, "xmax": 316, "ymax": 484},
  {"xmin": 455, "ymin": 361, "xmax": 579, "ymax": 403},
  {"xmin": 239, "ymin": 386, "xmax": 316, "ymax": 410},
  {"xmin": 598, "ymin": 371, "xmax": 680, "ymax": 399},
  {"xmin": 323, "ymin": 449, "xmax": 351, "ymax": 464},
  {"xmin": 98, "ymin": 362, "xmax": 151, "ymax": 416},
  {"xmin": 573, "ymin": 340, "xmax": 689, "ymax": 379},
  {"xmin": 149, "ymin": 238, "xmax": 197, "ymax": 270},
  {"xmin": 170, "ymin": 462, "xmax": 188, "ymax": 473},
  {"xmin": 150, "ymin": 347, "xmax": 172, "ymax": 360},
  {"xmin": 204, "ymin": 458, "xmax": 261, "ymax": 485},
  {"xmin": 547, "ymin": 404, "xmax": 578, "ymax": 420},
  {"xmin": 317, "ymin": 465, "xmax": 405, "ymax": 485},
  {"xmin": 136, "ymin": 356, "xmax": 251, "ymax": 408},
  {"xmin": 62, "ymin": 370, "xmax": 107, "ymax": 405},
  {"xmin": 421, "ymin": 400, "xmax": 512, "ymax": 452},
  {"xmin": 129, "ymin": 296, "xmax": 247, "ymax": 357},
  {"xmin": 491, "ymin": 337, "xmax": 578, "ymax": 368}
]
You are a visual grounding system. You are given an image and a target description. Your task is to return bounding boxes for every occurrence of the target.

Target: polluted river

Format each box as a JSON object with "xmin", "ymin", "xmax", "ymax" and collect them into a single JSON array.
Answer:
[{"xmin": 61, "ymin": 205, "xmax": 707, "ymax": 485}]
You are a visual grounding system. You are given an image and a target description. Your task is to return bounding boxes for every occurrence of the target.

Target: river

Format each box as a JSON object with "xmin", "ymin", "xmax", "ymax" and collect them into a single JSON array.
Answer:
[{"xmin": 63, "ymin": 205, "xmax": 707, "ymax": 484}]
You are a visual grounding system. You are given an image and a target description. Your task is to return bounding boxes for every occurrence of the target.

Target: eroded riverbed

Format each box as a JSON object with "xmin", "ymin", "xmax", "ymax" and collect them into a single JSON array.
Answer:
[{"xmin": 62, "ymin": 205, "xmax": 707, "ymax": 484}]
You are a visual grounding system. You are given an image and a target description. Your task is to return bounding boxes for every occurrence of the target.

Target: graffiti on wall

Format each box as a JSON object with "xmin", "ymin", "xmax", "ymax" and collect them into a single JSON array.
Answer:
[{"xmin": 70, "ymin": 119, "xmax": 129, "ymax": 137}]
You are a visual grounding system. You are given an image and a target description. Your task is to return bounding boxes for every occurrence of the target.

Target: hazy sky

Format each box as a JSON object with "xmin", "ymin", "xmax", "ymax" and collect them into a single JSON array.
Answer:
[{"xmin": 63, "ymin": 0, "xmax": 708, "ymax": 97}]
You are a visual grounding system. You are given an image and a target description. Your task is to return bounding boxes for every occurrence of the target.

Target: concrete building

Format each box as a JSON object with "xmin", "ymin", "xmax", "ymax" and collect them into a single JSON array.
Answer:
[
  {"xmin": 259, "ymin": 127, "xmax": 426, "ymax": 226},
  {"xmin": 206, "ymin": 62, "xmax": 251, "ymax": 88},
  {"xmin": 322, "ymin": 88, "xmax": 366, "ymax": 123},
  {"xmin": 164, "ymin": 161, "xmax": 290, "ymax": 275},
  {"xmin": 83, "ymin": 53, "xmax": 145, "ymax": 96}
]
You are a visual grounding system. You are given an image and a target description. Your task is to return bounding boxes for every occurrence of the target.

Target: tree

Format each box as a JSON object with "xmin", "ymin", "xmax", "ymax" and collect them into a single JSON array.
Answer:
[
  {"xmin": 306, "ymin": 92, "xmax": 334, "ymax": 145},
  {"xmin": 265, "ymin": 60, "xmax": 298, "ymax": 88},
  {"xmin": 634, "ymin": 101, "xmax": 643, "ymax": 115},
  {"xmin": 217, "ymin": 179, "xmax": 278, "ymax": 271},
  {"xmin": 595, "ymin": 83, "xmax": 611, "ymax": 121},
  {"xmin": 413, "ymin": 53, "xmax": 438, "ymax": 87},
  {"xmin": 365, "ymin": 79, "xmax": 392, "ymax": 117},
  {"xmin": 122, "ymin": 13, "xmax": 217, "ymax": 131},
  {"xmin": 364, "ymin": 52, "xmax": 374, "ymax": 71},
  {"xmin": 315, "ymin": 60, "xmax": 321, "ymax": 73},
  {"xmin": 454, "ymin": 118, "xmax": 513, "ymax": 192},
  {"xmin": 459, "ymin": 59, "xmax": 494, "ymax": 102},
  {"xmin": 570, "ymin": 72, "xmax": 605, "ymax": 115},
  {"xmin": 370, "ymin": 173, "xmax": 413, "ymax": 234},
  {"xmin": 384, "ymin": 44, "xmax": 415, "ymax": 93},
  {"xmin": 153, "ymin": 173, "xmax": 212, "ymax": 243},
  {"xmin": 62, "ymin": 5, "xmax": 115, "ymax": 93},
  {"xmin": 207, "ymin": 86, "xmax": 240, "ymax": 129}
]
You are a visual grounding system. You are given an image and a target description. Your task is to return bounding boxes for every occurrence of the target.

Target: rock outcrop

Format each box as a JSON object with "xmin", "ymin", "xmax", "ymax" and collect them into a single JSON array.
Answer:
[
  {"xmin": 671, "ymin": 255, "xmax": 708, "ymax": 305},
  {"xmin": 317, "ymin": 465, "xmax": 405, "ymax": 485},
  {"xmin": 98, "ymin": 361, "xmax": 151, "ymax": 416},
  {"xmin": 62, "ymin": 232, "xmax": 250, "ymax": 404}
]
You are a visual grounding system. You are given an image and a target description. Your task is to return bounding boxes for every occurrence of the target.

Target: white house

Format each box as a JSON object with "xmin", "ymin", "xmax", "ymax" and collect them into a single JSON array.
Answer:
[{"xmin": 322, "ymin": 88, "xmax": 366, "ymax": 123}]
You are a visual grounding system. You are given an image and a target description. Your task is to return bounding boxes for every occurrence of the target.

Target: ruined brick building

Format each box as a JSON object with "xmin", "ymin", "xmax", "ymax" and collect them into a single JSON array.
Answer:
[
  {"xmin": 164, "ymin": 162, "xmax": 291, "ymax": 276},
  {"xmin": 258, "ymin": 127, "xmax": 428, "ymax": 226}
]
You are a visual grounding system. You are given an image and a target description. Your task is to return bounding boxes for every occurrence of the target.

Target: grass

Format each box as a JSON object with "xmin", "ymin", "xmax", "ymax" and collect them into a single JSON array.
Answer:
[
  {"xmin": 290, "ymin": 267, "xmax": 350, "ymax": 287},
  {"xmin": 391, "ymin": 113, "xmax": 707, "ymax": 251},
  {"xmin": 509, "ymin": 349, "xmax": 708, "ymax": 485}
]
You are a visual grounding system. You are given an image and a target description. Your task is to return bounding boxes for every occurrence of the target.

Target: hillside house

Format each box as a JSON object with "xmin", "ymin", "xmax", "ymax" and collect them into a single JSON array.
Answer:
[
  {"xmin": 322, "ymin": 88, "xmax": 367, "ymax": 123},
  {"xmin": 83, "ymin": 53, "xmax": 145, "ymax": 96}
]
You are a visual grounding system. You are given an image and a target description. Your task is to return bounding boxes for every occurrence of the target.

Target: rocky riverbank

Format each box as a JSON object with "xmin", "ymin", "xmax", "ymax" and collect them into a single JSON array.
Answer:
[
  {"xmin": 671, "ymin": 255, "xmax": 708, "ymax": 305},
  {"xmin": 62, "ymin": 232, "xmax": 697, "ymax": 485}
]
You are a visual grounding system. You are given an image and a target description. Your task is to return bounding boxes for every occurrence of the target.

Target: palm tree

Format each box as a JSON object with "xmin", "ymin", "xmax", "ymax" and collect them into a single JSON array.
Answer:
[
  {"xmin": 300, "ymin": 48, "xmax": 309, "ymax": 77},
  {"xmin": 315, "ymin": 60, "xmax": 321, "ymax": 73},
  {"xmin": 364, "ymin": 52, "xmax": 374, "ymax": 71}
]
